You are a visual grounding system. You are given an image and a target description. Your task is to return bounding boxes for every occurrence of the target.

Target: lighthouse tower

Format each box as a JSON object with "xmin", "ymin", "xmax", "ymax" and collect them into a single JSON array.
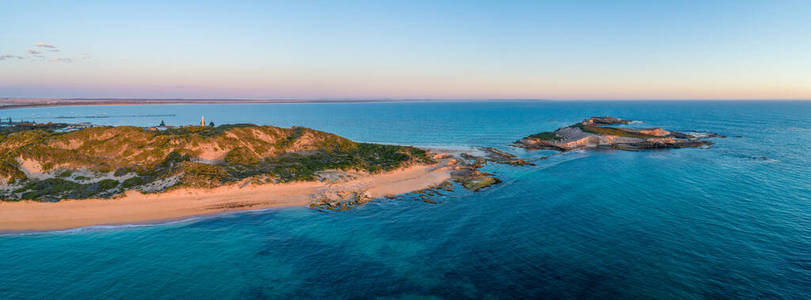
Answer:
[{"xmin": 200, "ymin": 115, "xmax": 205, "ymax": 127}]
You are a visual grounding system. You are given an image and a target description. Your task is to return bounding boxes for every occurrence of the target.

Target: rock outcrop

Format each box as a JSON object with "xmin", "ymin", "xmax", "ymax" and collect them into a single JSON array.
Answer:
[
  {"xmin": 583, "ymin": 116, "xmax": 631, "ymax": 126},
  {"xmin": 514, "ymin": 116, "xmax": 719, "ymax": 151}
]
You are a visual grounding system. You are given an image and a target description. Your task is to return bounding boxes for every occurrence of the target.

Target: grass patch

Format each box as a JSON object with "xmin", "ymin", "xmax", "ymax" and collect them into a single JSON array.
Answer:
[
  {"xmin": 12, "ymin": 178, "xmax": 119, "ymax": 201},
  {"xmin": 528, "ymin": 131, "xmax": 561, "ymax": 141},
  {"xmin": 572, "ymin": 124, "xmax": 656, "ymax": 139}
]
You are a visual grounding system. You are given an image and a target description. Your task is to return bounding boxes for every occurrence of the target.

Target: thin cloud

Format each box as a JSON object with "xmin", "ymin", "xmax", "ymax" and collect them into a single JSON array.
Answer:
[
  {"xmin": 50, "ymin": 57, "xmax": 72, "ymax": 63},
  {"xmin": 35, "ymin": 42, "xmax": 59, "ymax": 52},
  {"xmin": 35, "ymin": 42, "xmax": 57, "ymax": 48},
  {"xmin": 27, "ymin": 49, "xmax": 42, "ymax": 55},
  {"xmin": 0, "ymin": 54, "xmax": 24, "ymax": 60}
]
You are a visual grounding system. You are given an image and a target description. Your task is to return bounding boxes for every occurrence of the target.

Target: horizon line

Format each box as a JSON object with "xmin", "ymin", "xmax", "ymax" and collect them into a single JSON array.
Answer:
[{"xmin": 3, "ymin": 97, "xmax": 811, "ymax": 102}]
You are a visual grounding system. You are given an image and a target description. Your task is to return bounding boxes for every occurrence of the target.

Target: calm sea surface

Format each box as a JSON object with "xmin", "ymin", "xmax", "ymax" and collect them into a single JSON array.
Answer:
[{"xmin": 0, "ymin": 101, "xmax": 809, "ymax": 298}]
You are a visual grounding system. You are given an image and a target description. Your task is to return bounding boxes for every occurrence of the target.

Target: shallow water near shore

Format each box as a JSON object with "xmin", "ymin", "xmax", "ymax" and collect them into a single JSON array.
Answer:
[{"xmin": 1, "ymin": 101, "xmax": 810, "ymax": 298}]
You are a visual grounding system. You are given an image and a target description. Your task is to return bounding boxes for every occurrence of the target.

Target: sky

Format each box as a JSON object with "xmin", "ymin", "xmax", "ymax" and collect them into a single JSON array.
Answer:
[{"xmin": 1, "ymin": 0, "xmax": 810, "ymax": 100}]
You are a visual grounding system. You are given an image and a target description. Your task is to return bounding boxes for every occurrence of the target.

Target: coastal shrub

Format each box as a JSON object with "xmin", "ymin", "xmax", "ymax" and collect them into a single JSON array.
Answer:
[
  {"xmin": 352, "ymin": 143, "xmax": 411, "ymax": 173},
  {"xmin": 114, "ymin": 167, "xmax": 135, "ymax": 177},
  {"xmin": 180, "ymin": 162, "xmax": 230, "ymax": 187},
  {"xmin": 15, "ymin": 178, "xmax": 82, "ymax": 201},
  {"xmin": 528, "ymin": 131, "xmax": 561, "ymax": 141},
  {"xmin": 12, "ymin": 178, "xmax": 125, "ymax": 201},
  {"xmin": 224, "ymin": 147, "xmax": 260, "ymax": 165},
  {"xmin": 262, "ymin": 152, "xmax": 333, "ymax": 182},
  {"xmin": 121, "ymin": 176, "xmax": 145, "ymax": 189},
  {"xmin": 97, "ymin": 179, "xmax": 119, "ymax": 190},
  {"xmin": 0, "ymin": 156, "xmax": 26, "ymax": 182},
  {"xmin": 573, "ymin": 124, "xmax": 656, "ymax": 139},
  {"xmin": 137, "ymin": 151, "xmax": 190, "ymax": 177}
]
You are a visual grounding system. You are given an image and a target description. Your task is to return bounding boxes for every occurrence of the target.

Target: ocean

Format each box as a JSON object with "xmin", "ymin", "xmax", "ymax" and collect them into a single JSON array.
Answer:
[{"xmin": 0, "ymin": 101, "xmax": 809, "ymax": 298}]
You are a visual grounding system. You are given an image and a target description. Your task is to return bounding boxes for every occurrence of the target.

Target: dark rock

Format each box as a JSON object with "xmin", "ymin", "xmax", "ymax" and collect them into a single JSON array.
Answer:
[
  {"xmin": 479, "ymin": 147, "xmax": 534, "ymax": 166},
  {"xmin": 582, "ymin": 116, "xmax": 632, "ymax": 125}
]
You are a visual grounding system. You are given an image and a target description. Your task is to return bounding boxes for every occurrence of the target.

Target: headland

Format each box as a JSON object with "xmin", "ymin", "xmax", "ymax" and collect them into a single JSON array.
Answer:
[
  {"xmin": 0, "ymin": 122, "xmax": 499, "ymax": 231},
  {"xmin": 0, "ymin": 115, "xmax": 722, "ymax": 231}
]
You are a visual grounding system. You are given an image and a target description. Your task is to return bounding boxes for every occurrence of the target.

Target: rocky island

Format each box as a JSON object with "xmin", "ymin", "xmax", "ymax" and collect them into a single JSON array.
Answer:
[
  {"xmin": 0, "ymin": 123, "xmax": 504, "ymax": 231},
  {"xmin": 514, "ymin": 116, "xmax": 721, "ymax": 151}
]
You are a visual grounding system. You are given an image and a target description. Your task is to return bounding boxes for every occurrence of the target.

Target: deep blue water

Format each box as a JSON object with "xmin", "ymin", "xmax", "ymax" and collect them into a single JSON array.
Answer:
[{"xmin": 1, "ymin": 101, "xmax": 810, "ymax": 299}]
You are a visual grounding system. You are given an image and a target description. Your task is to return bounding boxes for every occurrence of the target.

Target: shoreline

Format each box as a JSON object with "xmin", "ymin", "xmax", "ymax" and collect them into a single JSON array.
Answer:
[
  {"xmin": 0, "ymin": 163, "xmax": 453, "ymax": 232},
  {"xmin": 0, "ymin": 98, "xmax": 541, "ymax": 111},
  {"xmin": 0, "ymin": 99, "xmax": 419, "ymax": 111},
  {"xmin": 1, "ymin": 99, "xmax": 804, "ymax": 111}
]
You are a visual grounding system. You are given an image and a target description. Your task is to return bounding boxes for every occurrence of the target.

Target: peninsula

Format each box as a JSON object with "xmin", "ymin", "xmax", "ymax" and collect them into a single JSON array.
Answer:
[
  {"xmin": 0, "ymin": 123, "xmax": 497, "ymax": 231},
  {"xmin": 514, "ymin": 116, "xmax": 721, "ymax": 151},
  {"xmin": 0, "ymin": 116, "xmax": 720, "ymax": 231}
]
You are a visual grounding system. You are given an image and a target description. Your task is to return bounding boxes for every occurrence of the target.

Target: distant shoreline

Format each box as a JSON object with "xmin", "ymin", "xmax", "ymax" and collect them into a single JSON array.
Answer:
[
  {"xmin": 0, "ymin": 98, "xmax": 447, "ymax": 111},
  {"xmin": 2, "ymin": 98, "xmax": 807, "ymax": 111}
]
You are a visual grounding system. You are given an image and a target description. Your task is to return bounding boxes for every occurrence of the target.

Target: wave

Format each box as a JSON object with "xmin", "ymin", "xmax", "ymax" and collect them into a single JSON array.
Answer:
[
  {"xmin": 0, "ymin": 217, "xmax": 203, "ymax": 236},
  {"xmin": 2, "ymin": 205, "xmax": 314, "ymax": 236}
]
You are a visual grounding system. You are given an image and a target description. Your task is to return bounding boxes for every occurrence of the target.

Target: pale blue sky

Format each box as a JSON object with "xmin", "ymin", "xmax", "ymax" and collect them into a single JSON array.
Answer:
[{"xmin": 1, "ymin": 0, "xmax": 810, "ymax": 99}]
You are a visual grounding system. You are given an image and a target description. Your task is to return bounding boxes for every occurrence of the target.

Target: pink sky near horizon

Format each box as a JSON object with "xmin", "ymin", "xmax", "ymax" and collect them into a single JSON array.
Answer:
[{"xmin": 2, "ymin": 1, "xmax": 810, "ymax": 100}]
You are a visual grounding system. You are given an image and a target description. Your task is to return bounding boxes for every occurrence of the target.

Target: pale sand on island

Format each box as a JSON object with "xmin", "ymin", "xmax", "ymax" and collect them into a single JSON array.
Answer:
[{"xmin": 0, "ymin": 163, "xmax": 452, "ymax": 232}]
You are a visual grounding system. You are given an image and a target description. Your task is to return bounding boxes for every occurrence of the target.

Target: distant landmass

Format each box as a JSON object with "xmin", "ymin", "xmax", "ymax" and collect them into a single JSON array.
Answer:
[{"xmin": 0, "ymin": 98, "xmax": 465, "ymax": 110}]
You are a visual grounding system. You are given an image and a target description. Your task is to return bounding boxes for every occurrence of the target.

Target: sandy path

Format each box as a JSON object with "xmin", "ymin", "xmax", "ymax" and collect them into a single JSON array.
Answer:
[{"xmin": 0, "ymin": 164, "xmax": 452, "ymax": 232}]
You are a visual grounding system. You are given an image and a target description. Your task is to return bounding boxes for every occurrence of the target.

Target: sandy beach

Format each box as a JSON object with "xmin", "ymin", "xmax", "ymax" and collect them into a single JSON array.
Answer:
[{"xmin": 0, "ymin": 163, "xmax": 452, "ymax": 232}]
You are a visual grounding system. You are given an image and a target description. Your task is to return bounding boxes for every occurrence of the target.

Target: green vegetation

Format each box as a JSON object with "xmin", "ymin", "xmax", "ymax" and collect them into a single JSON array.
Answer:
[
  {"xmin": 114, "ymin": 167, "xmax": 135, "ymax": 177},
  {"xmin": 0, "ymin": 124, "xmax": 435, "ymax": 201},
  {"xmin": 97, "ymin": 179, "xmax": 119, "ymax": 190},
  {"xmin": 121, "ymin": 176, "xmax": 145, "ymax": 189},
  {"xmin": 224, "ymin": 147, "xmax": 260, "ymax": 165},
  {"xmin": 0, "ymin": 154, "xmax": 26, "ymax": 183},
  {"xmin": 11, "ymin": 178, "xmax": 123, "ymax": 202},
  {"xmin": 572, "ymin": 123, "xmax": 656, "ymax": 139},
  {"xmin": 528, "ymin": 131, "xmax": 561, "ymax": 141}
]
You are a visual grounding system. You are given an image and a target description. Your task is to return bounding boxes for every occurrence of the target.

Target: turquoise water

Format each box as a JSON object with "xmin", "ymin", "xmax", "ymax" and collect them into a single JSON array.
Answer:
[{"xmin": 1, "ymin": 101, "xmax": 810, "ymax": 298}]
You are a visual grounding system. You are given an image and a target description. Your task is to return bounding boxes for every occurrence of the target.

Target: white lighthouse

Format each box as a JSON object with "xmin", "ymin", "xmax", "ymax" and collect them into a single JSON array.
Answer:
[{"xmin": 200, "ymin": 115, "xmax": 205, "ymax": 127}]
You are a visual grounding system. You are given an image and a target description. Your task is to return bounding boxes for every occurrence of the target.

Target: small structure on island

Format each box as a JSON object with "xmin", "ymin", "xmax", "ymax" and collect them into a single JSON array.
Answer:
[
  {"xmin": 200, "ymin": 115, "xmax": 205, "ymax": 127},
  {"xmin": 159, "ymin": 120, "xmax": 166, "ymax": 127}
]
